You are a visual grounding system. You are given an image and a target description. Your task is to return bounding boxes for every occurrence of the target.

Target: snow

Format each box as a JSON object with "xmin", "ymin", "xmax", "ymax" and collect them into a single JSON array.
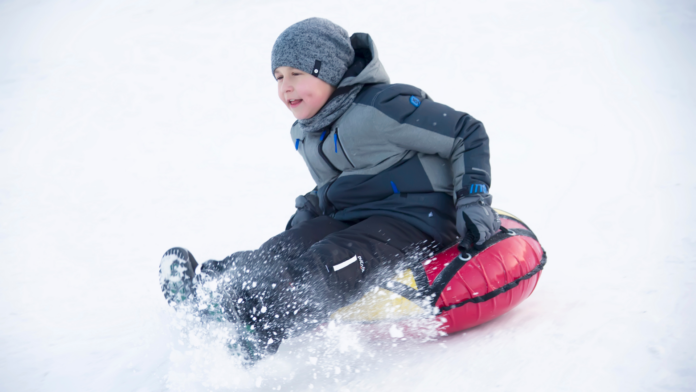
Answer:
[
  {"xmin": 389, "ymin": 325, "xmax": 404, "ymax": 339},
  {"xmin": 0, "ymin": 0, "xmax": 694, "ymax": 391}
]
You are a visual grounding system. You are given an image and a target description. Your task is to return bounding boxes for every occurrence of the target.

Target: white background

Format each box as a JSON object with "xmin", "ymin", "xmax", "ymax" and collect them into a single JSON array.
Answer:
[{"xmin": 1, "ymin": 0, "xmax": 694, "ymax": 390}]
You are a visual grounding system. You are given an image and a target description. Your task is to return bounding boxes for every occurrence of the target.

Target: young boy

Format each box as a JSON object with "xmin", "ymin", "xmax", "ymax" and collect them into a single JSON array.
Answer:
[{"xmin": 159, "ymin": 17, "xmax": 500, "ymax": 364}]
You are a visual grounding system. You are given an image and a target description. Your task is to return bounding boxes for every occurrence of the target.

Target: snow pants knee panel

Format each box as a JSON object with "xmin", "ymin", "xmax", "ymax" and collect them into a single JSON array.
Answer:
[{"xmin": 288, "ymin": 215, "xmax": 435, "ymax": 312}]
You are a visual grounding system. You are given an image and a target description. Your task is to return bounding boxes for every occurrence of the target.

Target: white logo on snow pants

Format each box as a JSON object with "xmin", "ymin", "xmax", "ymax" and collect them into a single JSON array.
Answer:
[{"xmin": 332, "ymin": 255, "xmax": 366, "ymax": 273}]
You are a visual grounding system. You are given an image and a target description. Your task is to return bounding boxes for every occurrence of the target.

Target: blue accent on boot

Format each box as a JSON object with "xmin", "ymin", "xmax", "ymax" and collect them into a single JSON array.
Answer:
[{"xmin": 410, "ymin": 95, "xmax": 421, "ymax": 107}]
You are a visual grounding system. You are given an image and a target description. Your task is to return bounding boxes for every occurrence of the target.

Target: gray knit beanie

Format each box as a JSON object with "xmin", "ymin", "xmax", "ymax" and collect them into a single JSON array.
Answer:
[{"xmin": 271, "ymin": 18, "xmax": 355, "ymax": 87}]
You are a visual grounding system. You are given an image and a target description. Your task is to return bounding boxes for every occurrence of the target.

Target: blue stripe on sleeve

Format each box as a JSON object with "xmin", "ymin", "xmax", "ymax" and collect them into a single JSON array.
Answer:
[
  {"xmin": 466, "ymin": 183, "xmax": 490, "ymax": 195},
  {"xmin": 390, "ymin": 181, "xmax": 399, "ymax": 194}
]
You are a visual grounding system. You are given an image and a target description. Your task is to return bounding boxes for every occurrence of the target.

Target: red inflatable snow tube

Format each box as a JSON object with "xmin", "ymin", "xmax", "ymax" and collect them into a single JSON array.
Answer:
[
  {"xmin": 330, "ymin": 209, "xmax": 546, "ymax": 335},
  {"xmin": 422, "ymin": 210, "xmax": 546, "ymax": 333}
]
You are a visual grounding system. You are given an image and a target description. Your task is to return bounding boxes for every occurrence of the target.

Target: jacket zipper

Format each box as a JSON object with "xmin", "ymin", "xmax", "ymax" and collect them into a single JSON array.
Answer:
[
  {"xmin": 335, "ymin": 128, "xmax": 356, "ymax": 168},
  {"xmin": 317, "ymin": 130, "xmax": 340, "ymax": 173}
]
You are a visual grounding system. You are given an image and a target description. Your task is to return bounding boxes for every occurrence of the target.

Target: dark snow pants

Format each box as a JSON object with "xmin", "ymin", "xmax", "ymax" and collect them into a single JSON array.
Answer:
[{"xmin": 201, "ymin": 215, "xmax": 438, "ymax": 317}]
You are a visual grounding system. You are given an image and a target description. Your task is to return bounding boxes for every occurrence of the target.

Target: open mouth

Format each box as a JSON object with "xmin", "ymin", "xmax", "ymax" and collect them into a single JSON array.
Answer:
[{"xmin": 288, "ymin": 99, "xmax": 303, "ymax": 107}]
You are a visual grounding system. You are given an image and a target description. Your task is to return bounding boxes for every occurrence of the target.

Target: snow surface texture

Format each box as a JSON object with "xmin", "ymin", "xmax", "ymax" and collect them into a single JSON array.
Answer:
[{"xmin": 1, "ymin": 0, "xmax": 694, "ymax": 391}]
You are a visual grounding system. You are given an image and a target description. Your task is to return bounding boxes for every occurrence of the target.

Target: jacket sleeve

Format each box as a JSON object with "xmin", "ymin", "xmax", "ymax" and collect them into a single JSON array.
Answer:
[{"xmin": 373, "ymin": 86, "xmax": 491, "ymax": 199}]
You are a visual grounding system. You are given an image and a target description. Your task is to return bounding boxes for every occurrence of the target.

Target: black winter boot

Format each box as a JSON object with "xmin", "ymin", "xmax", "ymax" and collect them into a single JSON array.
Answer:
[
  {"xmin": 229, "ymin": 270, "xmax": 334, "ymax": 365},
  {"xmin": 159, "ymin": 247, "xmax": 199, "ymax": 308},
  {"xmin": 226, "ymin": 275, "xmax": 290, "ymax": 364}
]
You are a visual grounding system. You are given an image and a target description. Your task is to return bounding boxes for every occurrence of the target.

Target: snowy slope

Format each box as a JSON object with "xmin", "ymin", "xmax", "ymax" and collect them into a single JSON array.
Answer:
[{"xmin": 0, "ymin": 0, "xmax": 694, "ymax": 391}]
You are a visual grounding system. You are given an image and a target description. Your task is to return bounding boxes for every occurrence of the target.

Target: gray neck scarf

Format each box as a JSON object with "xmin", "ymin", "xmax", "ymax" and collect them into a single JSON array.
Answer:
[{"xmin": 298, "ymin": 84, "xmax": 363, "ymax": 133}]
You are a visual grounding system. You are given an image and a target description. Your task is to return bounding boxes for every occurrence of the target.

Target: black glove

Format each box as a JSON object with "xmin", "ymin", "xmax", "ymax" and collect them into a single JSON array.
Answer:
[
  {"xmin": 456, "ymin": 193, "xmax": 501, "ymax": 251},
  {"xmin": 285, "ymin": 191, "xmax": 321, "ymax": 230}
]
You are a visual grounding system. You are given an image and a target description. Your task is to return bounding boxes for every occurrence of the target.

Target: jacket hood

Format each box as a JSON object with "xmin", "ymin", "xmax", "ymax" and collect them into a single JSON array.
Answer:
[
  {"xmin": 337, "ymin": 33, "xmax": 390, "ymax": 88},
  {"xmin": 290, "ymin": 33, "xmax": 389, "ymax": 134}
]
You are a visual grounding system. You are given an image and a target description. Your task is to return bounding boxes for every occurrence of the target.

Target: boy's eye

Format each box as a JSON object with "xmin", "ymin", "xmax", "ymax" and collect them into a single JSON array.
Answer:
[{"xmin": 276, "ymin": 76, "xmax": 283, "ymax": 81}]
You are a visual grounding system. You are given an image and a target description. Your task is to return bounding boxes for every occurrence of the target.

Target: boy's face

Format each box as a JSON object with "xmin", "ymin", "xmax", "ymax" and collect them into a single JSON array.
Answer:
[{"xmin": 274, "ymin": 66, "xmax": 336, "ymax": 120}]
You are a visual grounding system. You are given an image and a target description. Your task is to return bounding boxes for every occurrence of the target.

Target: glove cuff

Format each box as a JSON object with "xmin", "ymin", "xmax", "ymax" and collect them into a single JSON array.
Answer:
[
  {"xmin": 456, "ymin": 183, "xmax": 489, "ymax": 199},
  {"xmin": 456, "ymin": 192, "xmax": 493, "ymax": 208}
]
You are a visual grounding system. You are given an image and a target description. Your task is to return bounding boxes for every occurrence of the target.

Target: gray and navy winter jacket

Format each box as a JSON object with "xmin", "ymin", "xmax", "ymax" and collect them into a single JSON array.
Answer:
[{"xmin": 290, "ymin": 34, "xmax": 491, "ymax": 244}]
